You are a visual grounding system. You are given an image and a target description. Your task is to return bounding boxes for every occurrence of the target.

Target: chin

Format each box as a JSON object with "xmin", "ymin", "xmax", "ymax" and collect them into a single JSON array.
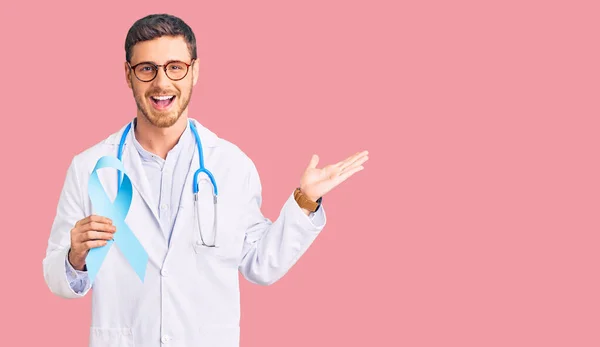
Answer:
[
  {"xmin": 154, "ymin": 115, "xmax": 180, "ymax": 128},
  {"xmin": 143, "ymin": 109, "xmax": 180, "ymax": 128}
]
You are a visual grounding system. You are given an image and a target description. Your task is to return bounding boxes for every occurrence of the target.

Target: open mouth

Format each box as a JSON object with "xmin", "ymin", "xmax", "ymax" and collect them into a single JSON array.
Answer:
[{"xmin": 149, "ymin": 95, "xmax": 176, "ymax": 110}]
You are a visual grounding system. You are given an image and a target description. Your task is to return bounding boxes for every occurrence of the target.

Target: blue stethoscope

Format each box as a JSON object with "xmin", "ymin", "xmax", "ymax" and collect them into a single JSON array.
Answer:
[{"xmin": 117, "ymin": 119, "xmax": 220, "ymax": 247}]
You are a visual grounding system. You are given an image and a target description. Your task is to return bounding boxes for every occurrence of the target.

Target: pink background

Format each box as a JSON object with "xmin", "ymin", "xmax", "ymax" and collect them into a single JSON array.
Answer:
[{"xmin": 1, "ymin": 0, "xmax": 599, "ymax": 346}]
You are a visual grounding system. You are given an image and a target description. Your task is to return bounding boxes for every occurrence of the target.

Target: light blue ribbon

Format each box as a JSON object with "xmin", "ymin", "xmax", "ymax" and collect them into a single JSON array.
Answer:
[{"xmin": 86, "ymin": 156, "xmax": 148, "ymax": 284}]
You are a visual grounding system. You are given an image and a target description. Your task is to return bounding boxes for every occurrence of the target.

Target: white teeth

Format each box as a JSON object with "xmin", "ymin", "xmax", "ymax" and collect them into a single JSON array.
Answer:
[{"xmin": 152, "ymin": 95, "xmax": 174, "ymax": 101}]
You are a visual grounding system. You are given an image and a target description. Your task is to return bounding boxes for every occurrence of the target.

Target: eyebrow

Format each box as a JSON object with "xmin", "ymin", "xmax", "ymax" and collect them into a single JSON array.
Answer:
[{"xmin": 134, "ymin": 59, "xmax": 187, "ymax": 65}]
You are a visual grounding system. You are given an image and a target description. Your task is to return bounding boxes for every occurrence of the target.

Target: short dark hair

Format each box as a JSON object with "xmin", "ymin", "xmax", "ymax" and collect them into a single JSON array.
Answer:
[{"xmin": 125, "ymin": 14, "xmax": 197, "ymax": 62}]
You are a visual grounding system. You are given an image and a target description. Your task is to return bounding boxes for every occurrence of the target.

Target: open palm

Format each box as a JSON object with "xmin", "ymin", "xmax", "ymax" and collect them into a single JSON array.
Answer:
[{"xmin": 299, "ymin": 150, "xmax": 369, "ymax": 201}]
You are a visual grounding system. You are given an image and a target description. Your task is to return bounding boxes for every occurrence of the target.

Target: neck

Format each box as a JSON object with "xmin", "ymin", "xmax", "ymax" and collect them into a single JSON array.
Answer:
[{"xmin": 134, "ymin": 113, "xmax": 188, "ymax": 160}]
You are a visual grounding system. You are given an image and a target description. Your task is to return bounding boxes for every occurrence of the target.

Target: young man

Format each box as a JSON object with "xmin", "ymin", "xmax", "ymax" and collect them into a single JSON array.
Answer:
[{"xmin": 43, "ymin": 13, "xmax": 368, "ymax": 347}]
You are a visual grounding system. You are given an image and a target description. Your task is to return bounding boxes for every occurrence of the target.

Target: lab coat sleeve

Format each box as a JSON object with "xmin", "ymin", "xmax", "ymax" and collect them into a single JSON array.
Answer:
[
  {"xmin": 43, "ymin": 156, "xmax": 92, "ymax": 298},
  {"xmin": 238, "ymin": 158, "xmax": 326, "ymax": 286}
]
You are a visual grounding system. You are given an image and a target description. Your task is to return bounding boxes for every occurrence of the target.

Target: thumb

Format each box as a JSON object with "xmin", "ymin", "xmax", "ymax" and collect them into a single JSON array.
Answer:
[{"xmin": 307, "ymin": 154, "xmax": 319, "ymax": 169}]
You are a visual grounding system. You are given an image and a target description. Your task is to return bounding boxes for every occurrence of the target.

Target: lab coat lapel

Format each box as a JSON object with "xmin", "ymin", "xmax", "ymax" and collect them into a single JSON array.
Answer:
[
  {"xmin": 122, "ymin": 138, "xmax": 164, "ymax": 240},
  {"xmin": 168, "ymin": 140, "xmax": 200, "ymax": 246}
]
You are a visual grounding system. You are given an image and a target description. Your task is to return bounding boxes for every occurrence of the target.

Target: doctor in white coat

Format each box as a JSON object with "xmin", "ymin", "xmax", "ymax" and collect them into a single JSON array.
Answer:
[{"xmin": 43, "ymin": 13, "xmax": 368, "ymax": 347}]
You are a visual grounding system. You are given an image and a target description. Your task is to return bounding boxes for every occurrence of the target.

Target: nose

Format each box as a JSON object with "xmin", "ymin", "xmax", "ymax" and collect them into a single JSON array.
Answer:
[{"xmin": 152, "ymin": 67, "xmax": 172, "ymax": 89}]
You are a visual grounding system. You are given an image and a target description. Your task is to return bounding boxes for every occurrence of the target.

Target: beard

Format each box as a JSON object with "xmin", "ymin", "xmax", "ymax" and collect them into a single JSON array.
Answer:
[{"xmin": 133, "ymin": 81, "xmax": 193, "ymax": 128}]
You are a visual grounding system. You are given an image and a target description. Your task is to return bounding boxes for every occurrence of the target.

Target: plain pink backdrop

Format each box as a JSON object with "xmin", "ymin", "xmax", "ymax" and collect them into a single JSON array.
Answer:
[{"xmin": 1, "ymin": 0, "xmax": 599, "ymax": 346}]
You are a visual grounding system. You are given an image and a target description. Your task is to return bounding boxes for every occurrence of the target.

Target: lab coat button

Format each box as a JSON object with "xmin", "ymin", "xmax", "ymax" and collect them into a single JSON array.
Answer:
[
  {"xmin": 161, "ymin": 269, "xmax": 168, "ymax": 277},
  {"xmin": 161, "ymin": 204, "xmax": 168, "ymax": 210},
  {"xmin": 161, "ymin": 335, "xmax": 170, "ymax": 343}
]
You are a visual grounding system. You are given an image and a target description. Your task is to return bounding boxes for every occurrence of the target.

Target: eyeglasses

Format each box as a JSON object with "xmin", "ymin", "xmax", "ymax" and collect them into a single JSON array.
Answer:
[{"xmin": 128, "ymin": 60, "xmax": 195, "ymax": 82}]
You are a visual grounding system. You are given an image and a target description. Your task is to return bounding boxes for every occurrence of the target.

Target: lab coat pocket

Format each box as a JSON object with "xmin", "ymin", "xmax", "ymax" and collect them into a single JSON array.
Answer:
[
  {"xmin": 192, "ymin": 230, "xmax": 236, "ymax": 260},
  {"xmin": 89, "ymin": 327, "xmax": 133, "ymax": 347},
  {"xmin": 191, "ymin": 199, "xmax": 243, "ymax": 262}
]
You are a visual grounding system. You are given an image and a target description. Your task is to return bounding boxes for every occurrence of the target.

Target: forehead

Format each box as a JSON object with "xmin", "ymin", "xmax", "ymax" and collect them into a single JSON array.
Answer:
[{"xmin": 130, "ymin": 35, "xmax": 191, "ymax": 64}]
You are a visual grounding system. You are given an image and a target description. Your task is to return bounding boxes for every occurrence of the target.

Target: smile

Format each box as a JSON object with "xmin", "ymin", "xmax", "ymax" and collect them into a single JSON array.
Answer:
[{"xmin": 149, "ymin": 95, "xmax": 176, "ymax": 110}]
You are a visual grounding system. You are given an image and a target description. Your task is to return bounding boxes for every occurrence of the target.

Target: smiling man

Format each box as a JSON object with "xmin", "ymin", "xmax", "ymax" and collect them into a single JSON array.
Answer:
[{"xmin": 43, "ymin": 13, "xmax": 368, "ymax": 347}]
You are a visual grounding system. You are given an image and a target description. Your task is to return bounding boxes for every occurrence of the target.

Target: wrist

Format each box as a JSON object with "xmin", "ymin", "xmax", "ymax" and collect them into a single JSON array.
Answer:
[
  {"xmin": 299, "ymin": 187, "xmax": 319, "ymax": 202},
  {"xmin": 294, "ymin": 187, "xmax": 322, "ymax": 212},
  {"xmin": 68, "ymin": 249, "xmax": 86, "ymax": 271}
]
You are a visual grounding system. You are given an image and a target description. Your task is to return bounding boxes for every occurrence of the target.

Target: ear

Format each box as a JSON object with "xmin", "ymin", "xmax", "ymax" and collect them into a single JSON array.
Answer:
[
  {"xmin": 192, "ymin": 59, "xmax": 199, "ymax": 86},
  {"xmin": 124, "ymin": 62, "xmax": 132, "ymax": 89}
]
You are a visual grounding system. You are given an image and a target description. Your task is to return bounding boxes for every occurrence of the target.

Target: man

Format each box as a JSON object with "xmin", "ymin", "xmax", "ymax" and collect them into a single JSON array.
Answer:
[{"xmin": 43, "ymin": 13, "xmax": 368, "ymax": 347}]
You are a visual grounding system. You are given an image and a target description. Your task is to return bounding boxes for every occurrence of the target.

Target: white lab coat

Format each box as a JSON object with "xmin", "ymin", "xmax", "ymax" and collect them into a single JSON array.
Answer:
[{"xmin": 43, "ymin": 118, "xmax": 326, "ymax": 347}]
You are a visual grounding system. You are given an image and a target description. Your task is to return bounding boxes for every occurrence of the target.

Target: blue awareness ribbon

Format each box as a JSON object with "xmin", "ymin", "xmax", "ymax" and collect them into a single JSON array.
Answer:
[{"xmin": 86, "ymin": 156, "xmax": 148, "ymax": 284}]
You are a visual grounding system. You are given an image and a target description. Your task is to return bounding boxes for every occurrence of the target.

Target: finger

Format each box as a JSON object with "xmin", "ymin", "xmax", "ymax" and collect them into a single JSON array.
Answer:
[
  {"xmin": 336, "ymin": 165, "xmax": 365, "ymax": 183},
  {"xmin": 83, "ymin": 240, "xmax": 109, "ymax": 250},
  {"xmin": 77, "ymin": 229, "xmax": 114, "ymax": 242},
  {"xmin": 76, "ymin": 215, "xmax": 112, "ymax": 227},
  {"xmin": 340, "ymin": 159, "xmax": 368, "ymax": 176},
  {"xmin": 79, "ymin": 221, "xmax": 117, "ymax": 234},
  {"xmin": 339, "ymin": 152, "xmax": 369, "ymax": 171},
  {"xmin": 336, "ymin": 152, "xmax": 359, "ymax": 167},
  {"xmin": 75, "ymin": 216, "xmax": 90, "ymax": 227},
  {"xmin": 81, "ymin": 230, "xmax": 115, "ymax": 242},
  {"xmin": 307, "ymin": 154, "xmax": 319, "ymax": 169},
  {"xmin": 348, "ymin": 155, "xmax": 369, "ymax": 169},
  {"xmin": 337, "ymin": 150, "xmax": 369, "ymax": 169},
  {"xmin": 87, "ymin": 215, "xmax": 113, "ymax": 225}
]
